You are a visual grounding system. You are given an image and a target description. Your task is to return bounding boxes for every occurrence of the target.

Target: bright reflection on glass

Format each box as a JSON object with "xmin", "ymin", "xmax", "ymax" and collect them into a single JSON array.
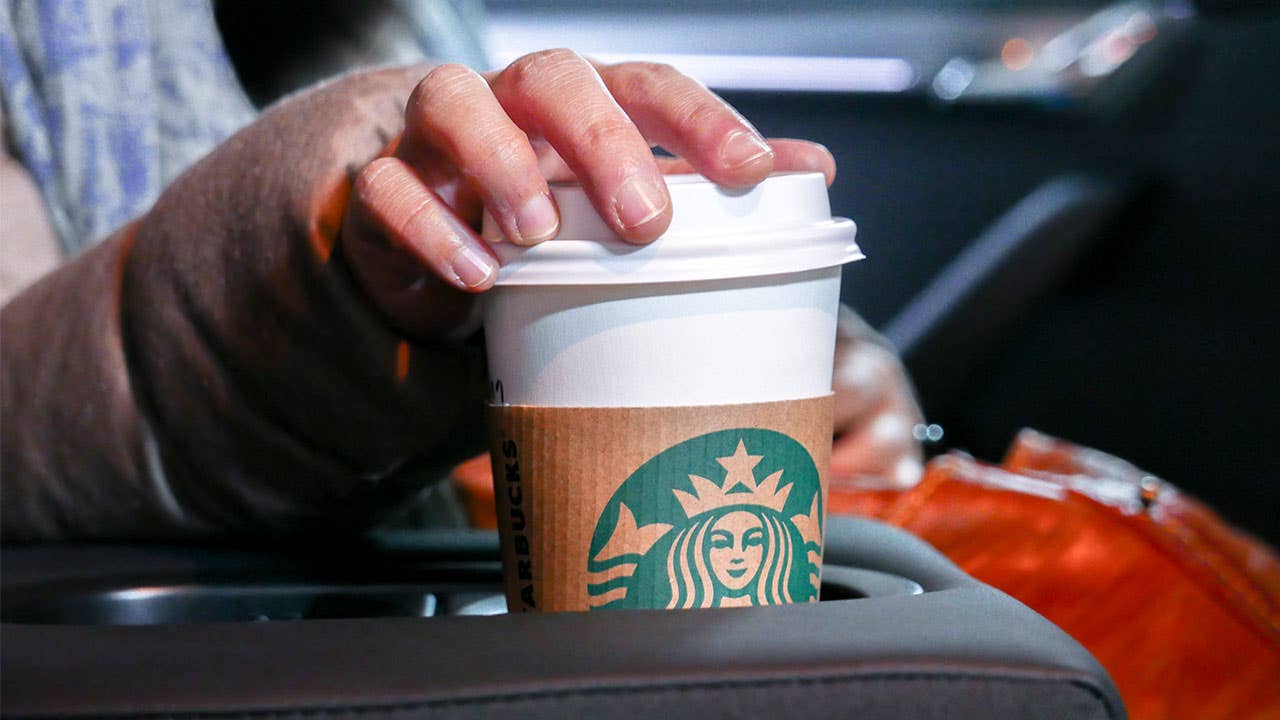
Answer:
[
  {"xmin": 932, "ymin": 58, "xmax": 975, "ymax": 101},
  {"xmin": 108, "ymin": 587, "xmax": 170, "ymax": 601},
  {"xmin": 1125, "ymin": 11, "xmax": 1158, "ymax": 44},
  {"xmin": 912, "ymin": 423, "xmax": 945, "ymax": 443},
  {"xmin": 1041, "ymin": 36, "xmax": 1080, "ymax": 73},
  {"xmin": 931, "ymin": 1, "xmax": 1187, "ymax": 103},
  {"xmin": 1001, "ymin": 38, "xmax": 1035, "ymax": 71},
  {"xmin": 558, "ymin": 52, "xmax": 917, "ymax": 94},
  {"xmin": 1074, "ymin": 8, "xmax": 1160, "ymax": 77},
  {"xmin": 1080, "ymin": 31, "xmax": 1135, "ymax": 77}
]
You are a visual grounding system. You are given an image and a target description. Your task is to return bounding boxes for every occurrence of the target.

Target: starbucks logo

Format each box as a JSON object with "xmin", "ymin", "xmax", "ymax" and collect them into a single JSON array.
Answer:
[{"xmin": 587, "ymin": 428, "xmax": 823, "ymax": 610}]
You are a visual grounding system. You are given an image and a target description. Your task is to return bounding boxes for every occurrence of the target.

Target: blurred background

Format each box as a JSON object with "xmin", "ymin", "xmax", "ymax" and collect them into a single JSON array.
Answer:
[{"xmin": 217, "ymin": 0, "xmax": 1279, "ymax": 542}]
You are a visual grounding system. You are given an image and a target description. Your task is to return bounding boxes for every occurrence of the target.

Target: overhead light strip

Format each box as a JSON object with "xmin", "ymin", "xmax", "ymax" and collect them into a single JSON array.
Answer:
[{"xmin": 492, "ymin": 51, "xmax": 917, "ymax": 94}]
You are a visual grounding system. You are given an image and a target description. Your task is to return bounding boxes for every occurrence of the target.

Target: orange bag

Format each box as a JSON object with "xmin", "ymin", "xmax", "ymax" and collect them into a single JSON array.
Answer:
[{"xmin": 850, "ymin": 431, "xmax": 1280, "ymax": 720}]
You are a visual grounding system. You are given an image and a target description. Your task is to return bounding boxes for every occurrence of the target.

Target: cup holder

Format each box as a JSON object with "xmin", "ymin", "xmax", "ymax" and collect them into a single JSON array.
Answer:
[
  {"xmin": 1, "ymin": 561, "xmax": 921, "ymax": 626},
  {"xmin": 822, "ymin": 566, "xmax": 923, "ymax": 601},
  {"xmin": 1, "ymin": 520, "xmax": 1127, "ymax": 720}
]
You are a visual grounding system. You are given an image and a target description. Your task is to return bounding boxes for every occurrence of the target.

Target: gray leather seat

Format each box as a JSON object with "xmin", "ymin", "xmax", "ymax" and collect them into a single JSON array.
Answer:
[{"xmin": 1, "ymin": 516, "xmax": 1124, "ymax": 719}]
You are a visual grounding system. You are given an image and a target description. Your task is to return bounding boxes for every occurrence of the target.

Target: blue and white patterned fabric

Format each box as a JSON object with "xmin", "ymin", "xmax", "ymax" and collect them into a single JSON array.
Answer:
[
  {"xmin": 0, "ymin": 0, "xmax": 256, "ymax": 256},
  {"xmin": 0, "ymin": 0, "xmax": 489, "ymax": 258}
]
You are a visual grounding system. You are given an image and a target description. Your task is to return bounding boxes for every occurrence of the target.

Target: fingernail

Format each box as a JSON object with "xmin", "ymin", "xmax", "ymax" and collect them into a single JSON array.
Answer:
[
  {"xmin": 449, "ymin": 243, "xmax": 496, "ymax": 289},
  {"xmin": 514, "ymin": 193, "xmax": 558, "ymax": 244},
  {"xmin": 720, "ymin": 130, "xmax": 772, "ymax": 169},
  {"xmin": 614, "ymin": 175, "xmax": 668, "ymax": 230}
]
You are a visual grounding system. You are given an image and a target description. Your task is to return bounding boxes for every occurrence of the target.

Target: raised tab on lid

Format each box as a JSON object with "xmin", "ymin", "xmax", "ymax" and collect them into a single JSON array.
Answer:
[{"xmin": 483, "ymin": 172, "xmax": 861, "ymax": 286}]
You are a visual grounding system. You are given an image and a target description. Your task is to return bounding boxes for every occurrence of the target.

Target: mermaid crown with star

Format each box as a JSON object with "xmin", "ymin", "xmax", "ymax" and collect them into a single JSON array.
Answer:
[{"xmin": 673, "ymin": 440, "xmax": 791, "ymax": 517}]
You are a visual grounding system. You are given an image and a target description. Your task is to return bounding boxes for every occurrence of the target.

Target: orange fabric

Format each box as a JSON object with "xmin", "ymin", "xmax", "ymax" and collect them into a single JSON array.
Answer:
[
  {"xmin": 1003, "ymin": 429, "xmax": 1280, "ymax": 636},
  {"xmin": 451, "ymin": 452, "xmax": 497, "ymax": 530},
  {"xmin": 873, "ymin": 451, "xmax": 1280, "ymax": 720},
  {"xmin": 451, "ymin": 431, "xmax": 1280, "ymax": 719}
]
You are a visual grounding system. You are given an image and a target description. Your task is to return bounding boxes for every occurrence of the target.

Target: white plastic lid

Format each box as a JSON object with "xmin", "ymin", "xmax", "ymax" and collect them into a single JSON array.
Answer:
[{"xmin": 482, "ymin": 171, "xmax": 861, "ymax": 286}]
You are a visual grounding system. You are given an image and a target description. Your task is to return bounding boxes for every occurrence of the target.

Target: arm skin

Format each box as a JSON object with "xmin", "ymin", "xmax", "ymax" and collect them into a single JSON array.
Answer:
[{"xmin": 2, "ymin": 65, "xmax": 486, "ymax": 540}]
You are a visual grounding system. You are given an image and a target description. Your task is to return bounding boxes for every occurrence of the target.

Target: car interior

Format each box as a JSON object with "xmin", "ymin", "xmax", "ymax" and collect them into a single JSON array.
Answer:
[{"xmin": 3, "ymin": 1, "xmax": 1276, "ymax": 718}]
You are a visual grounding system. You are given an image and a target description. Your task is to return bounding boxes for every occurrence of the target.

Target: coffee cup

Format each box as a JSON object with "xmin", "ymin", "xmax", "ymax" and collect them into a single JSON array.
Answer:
[{"xmin": 482, "ymin": 171, "xmax": 861, "ymax": 612}]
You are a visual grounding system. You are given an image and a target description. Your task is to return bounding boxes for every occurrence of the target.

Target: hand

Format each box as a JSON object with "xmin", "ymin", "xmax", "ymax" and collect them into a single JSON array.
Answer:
[
  {"xmin": 830, "ymin": 307, "xmax": 925, "ymax": 489},
  {"xmin": 5, "ymin": 55, "xmax": 837, "ymax": 537},
  {"xmin": 342, "ymin": 49, "xmax": 836, "ymax": 338}
]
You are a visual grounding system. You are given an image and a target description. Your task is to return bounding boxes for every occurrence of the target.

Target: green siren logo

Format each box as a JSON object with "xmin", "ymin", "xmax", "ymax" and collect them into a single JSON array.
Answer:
[{"xmin": 588, "ymin": 428, "xmax": 823, "ymax": 610}]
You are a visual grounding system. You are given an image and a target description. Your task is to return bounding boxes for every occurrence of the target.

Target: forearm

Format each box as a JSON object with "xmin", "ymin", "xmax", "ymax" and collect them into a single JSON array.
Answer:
[
  {"xmin": 1, "ymin": 66, "xmax": 488, "ymax": 541},
  {"xmin": 0, "ymin": 226, "xmax": 170, "ymax": 539},
  {"xmin": 120, "ymin": 158, "xmax": 487, "ymax": 537}
]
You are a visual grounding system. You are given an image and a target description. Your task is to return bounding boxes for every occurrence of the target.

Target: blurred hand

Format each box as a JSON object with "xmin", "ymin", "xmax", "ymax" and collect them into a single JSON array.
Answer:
[
  {"xmin": 830, "ymin": 307, "xmax": 925, "ymax": 489},
  {"xmin": 343, "ymin": 50, "xmax": 836, "ymax": 338}
]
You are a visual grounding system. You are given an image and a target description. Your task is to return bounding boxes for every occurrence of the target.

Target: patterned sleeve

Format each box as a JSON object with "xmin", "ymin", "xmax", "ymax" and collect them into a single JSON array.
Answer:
[{"xmin": 0, "ymin": 0, "xmax": 255, "ymax": 257}]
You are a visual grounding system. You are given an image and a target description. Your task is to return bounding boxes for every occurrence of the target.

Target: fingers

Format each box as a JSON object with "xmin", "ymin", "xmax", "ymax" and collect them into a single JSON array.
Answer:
[
  {"xmin": 393, "ymin": 53, "xmax": 837, "ymax": 255},
  {"xmin": 769, "ymin": 139, "xmax": 837, "ymax": 186},
  {"xmin": 832, "ymin": 341, "xmax": 898, "ymax": 429},
  {"xmin": 830, "ymin": 390, "xmax": 924, "ymax": 488},
  {"xmin": 349, "ymin": 156, "xmax": 498, "ymax": 294},
  {"xmin": 489, "ymin": 49, "xmax": 671, "ymax": 243},
  {"xmin": 400, "ymin": 64, "xmax": 558, "ymax": 246},
  {"xmin": 652, "ymin": 139, "xmax": 836, "ymax": 185},
  {"xmin": 830, "ymin": 308, "xmax": 925, "ymax": 487},
  {"xmin": 598, "ymin": 61, "xmax": 775, "ymax": 188},
  {"xmin": 829, "ymin": 347, "xmax": 923, "ymax": 489}
]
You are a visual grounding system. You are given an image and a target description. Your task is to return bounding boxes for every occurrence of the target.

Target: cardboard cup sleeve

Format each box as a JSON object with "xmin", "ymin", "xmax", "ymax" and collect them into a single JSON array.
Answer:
[{"xmin": 489, "ymin": 396, "xmax": 832, "ymax": 612}]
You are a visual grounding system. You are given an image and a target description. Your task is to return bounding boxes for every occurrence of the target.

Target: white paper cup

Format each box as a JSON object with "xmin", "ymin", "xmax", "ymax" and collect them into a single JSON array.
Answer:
[
  {"xmin": 481, "ymin": 172, "xmax": 862, "ymax": 612},
  {"xmin": 484, "ymin": 268, "xmax": 842, "ymax": 407},
  {"xmin": 482, "ymin": 172, "xmax": 861, "ymax": 407}
]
